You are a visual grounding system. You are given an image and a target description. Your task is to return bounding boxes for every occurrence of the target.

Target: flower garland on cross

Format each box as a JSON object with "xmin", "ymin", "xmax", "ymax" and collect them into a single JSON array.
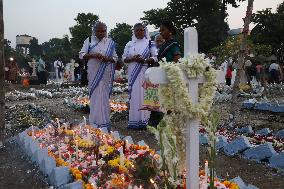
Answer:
[{"xmin": 149, "ymin": 54, "xmax": 217, "ymax": 187}]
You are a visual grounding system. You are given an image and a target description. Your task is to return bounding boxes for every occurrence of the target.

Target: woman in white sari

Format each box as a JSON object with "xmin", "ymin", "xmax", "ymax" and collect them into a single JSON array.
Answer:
[
  {"xmin": 122, "ymin": 23, "xmax": 158, "ymax": 129},
  {"xmin": 79, "ymin": 22, "xmax": 117, "ymax": 129}
]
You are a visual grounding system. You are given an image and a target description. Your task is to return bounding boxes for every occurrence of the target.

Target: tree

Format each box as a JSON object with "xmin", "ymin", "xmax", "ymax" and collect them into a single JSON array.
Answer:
[
  {"xmin": 230, "ymin": 0, "xmax": 254, "ymax": 117},
  {"xmin": 29, "ymin": 37, "xmax": 42, "ymax": 57},
  {"xmin": 0, "ymin": 0, "xmax": 5, "ymax": 143},
  {"xmin": 250, "ymin": 2, "xmax": 284, "ymax": 58},
  {"xmin": 109, "ymin": 23, "xmax": 132, "ymax": 57},
  {"xmin": 141, "ymin": 0, "xmax": 244, "ymax": 53},
  {"xmin": 4, "ymin": 39, "xmax": 14, "ymax": 61},
  {"xmin": 69, "ymin": 13, "xmax": 99, "ymax": 52}
]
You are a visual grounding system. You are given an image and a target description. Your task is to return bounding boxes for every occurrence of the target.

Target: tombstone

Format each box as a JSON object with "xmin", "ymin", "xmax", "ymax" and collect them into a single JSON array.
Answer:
[
  {"xmin": 111, "ymin": 131, "xmax": 121, "ymax": 140},
  {"xmin": 28, "ymin": 58, "xmax": 37, "ymax": 77},
  {"xmin": 60, "ymin": 181, "xmax": 84, "ymax": 189},
  {"xmin": 123, "ymin": 136, "xmax": 134, "ymax": 144},
  {"xmin": 70, "ymin": 59, "xmax": 76, "ymax": 82},
  {"xmin": 276, "ymin": 129, "xmax": 284, "ymax": 139},
  {"xmin": 224, "ymin": 136, "xmax": 251, "ymax": 156},
  {"xmin": 145, "ymin": 27, "xmax": 224, "ymax": 189},
  {"xmin": 49, "ymin": 166, "xmax": 71, "ymax": 186},
  {"xmin": 216, "ymin": 135, "xmax": 229, "ymax": 151},
  {"xmin": 243, "ymin": 143, "xmax": 276, "ymax": 161}
]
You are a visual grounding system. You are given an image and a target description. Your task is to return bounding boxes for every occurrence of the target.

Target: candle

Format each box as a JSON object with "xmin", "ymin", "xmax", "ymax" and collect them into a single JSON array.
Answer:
[
  {"xmin": 56, "ymin": 118, "xmax": 60, "ymax": 130},
  {"xmin": 87, "ymin": 129, "xmax": 91, "ymax": 140},
  {"xmin": 125, "ymin": 140, "xmax": 129, "ymax": 150},
  {"xmin": 122, "ymin": 175, "xmax": 125, "ymax": 185},
  {"xmin": 205, "ymin": 160, "xmax": 208, "ymax": 184},
  {"xmin": 68, "ymin": 153, "xmax": 72, "ymax": 167},
  {"xmin": 119, "ymin": 147, "xmax": 124, "ymax": 166},
  {"xmin": 150, "ymin": 179, "xmax": 159, "ymax": 189},
  {"xmin": 64, "ymin": 123, "xmax": 67, "ymax": 131},
  {"xmin": 75, "ymin": 140, "xmax": 79, "ymax": 159},
  {"xmin": 83, "ymin": 116, "xmax": 87, "ymax": 127}
]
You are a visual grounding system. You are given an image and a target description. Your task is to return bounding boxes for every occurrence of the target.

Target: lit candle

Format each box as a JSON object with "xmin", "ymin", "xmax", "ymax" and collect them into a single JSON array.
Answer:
[
  {"xmin": 205, "ymin": 160, "xmax": 208, "ymax": 184},
  {"xmin": 64, "ymin": 123, "xmax": 67, "ymax": 131},
  {"xmin": 56, "ymin": 118, "xmax": 60, "ymax": 130},
  {"xmin": 75, "ymin": 140, "xmax": 79, "ymax": 159},
  {"xmin": 119, "ymin": 147, "xmax": 124, "ymax": 166},
  {"xmin": 122, "ymin": 175, "xmax": 125, "ymax": 185},
  {"xmin": 87, "ymin": 129, "xmax": 91, "ymax": 140},
  {"xmin": 125, "ymin": 140, "xmax": 129, "ymax": 150},
  {"xmin": 150, "ymin": 178, "xmax": 159, "ymax": 189}
]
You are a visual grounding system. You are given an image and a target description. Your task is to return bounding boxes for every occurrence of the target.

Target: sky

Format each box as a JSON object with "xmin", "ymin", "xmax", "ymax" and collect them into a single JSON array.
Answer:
[{"xmin": 3, "ymin": 0, "xmax": 283, "ymax": 47}]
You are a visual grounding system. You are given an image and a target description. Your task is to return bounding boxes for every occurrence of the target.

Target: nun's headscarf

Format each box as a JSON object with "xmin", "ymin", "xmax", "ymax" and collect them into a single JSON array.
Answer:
[
  {"xmin": 92, "ymin": 21, "xmax": 107, "ymax": 37},
  {"xmin": 131, "ymin": 23, "xmax": 150, "ymax": 41}
]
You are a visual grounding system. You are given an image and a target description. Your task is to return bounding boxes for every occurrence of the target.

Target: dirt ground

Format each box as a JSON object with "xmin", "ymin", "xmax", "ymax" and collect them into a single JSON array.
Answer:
[{"xmin": 1, "ymin": 84, "xmax": 284, "ymax": 189}]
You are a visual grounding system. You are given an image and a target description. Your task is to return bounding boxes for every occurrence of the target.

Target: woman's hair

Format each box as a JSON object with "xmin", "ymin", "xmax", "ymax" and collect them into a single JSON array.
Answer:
[{"xmin": 160, "ymin": 21, "xmax": 176, "ymax": 35}]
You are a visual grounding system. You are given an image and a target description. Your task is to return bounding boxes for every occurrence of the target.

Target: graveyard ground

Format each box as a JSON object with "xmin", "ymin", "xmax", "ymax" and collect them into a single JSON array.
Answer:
[{"xmin": 1, "ymin": 84, "xmax": 284, "ymax": 189}]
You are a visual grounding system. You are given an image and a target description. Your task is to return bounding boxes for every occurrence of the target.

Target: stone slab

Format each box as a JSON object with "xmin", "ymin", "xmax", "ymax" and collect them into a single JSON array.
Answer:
[
  {"xmin": 243, "ymin": 143, "xmax": 276, "ymax": 161},
  {"xmin": 224, "ymin": 136, "xmax": 251, "ymax": 156}
]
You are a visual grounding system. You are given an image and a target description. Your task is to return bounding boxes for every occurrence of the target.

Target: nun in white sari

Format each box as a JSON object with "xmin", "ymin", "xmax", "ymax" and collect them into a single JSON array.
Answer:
[
  {"xmin": 79, "ymin": 22, "xmax": 117, "ymax": 129},
  {"xmin": 122, "ymin": 23, "xmax": 158, "ymax": 129}
]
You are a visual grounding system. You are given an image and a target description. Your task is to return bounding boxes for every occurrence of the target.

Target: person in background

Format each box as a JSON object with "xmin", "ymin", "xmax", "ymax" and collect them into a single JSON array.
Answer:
[
  {"xmin": 208, "ymin": 53, "xmax": 215, "ymax": 65},
  {"xmin": 244, "ymin": 56, "xmax": 253, "ymax": 85},
  {"xmin": 255, "ymin": 61, "xmax": 264, "ymax": 86},
  {"xmin": 225, "ymin": 65, "xmax": 233, "ymax": 86},
  {"xmin": 79, "ymin": 22, "xmax": 117, "ymax": 129},
  {"xmin": 148, "ymin": 21, "xmax": 182, "ymax": 128},
  {"xmin": 54, "ymin": 58, "xmax": 64, "ymax": 82},
  {"xmin": 154, "ymin": 34, "xmax": 165, "ymax": 49},
  {"xmin": 269, "ymin": 60, "xmax": 281, "ymax": 83},
  {"xmin": 8, "ymin": 58, "xmax": 20, "ymax": 84},
  {"xmin": 122, "ymin": 23, "xmax": 157, "ymax": 129},
  {"xmin": 37, "ymin": 56, "xmax": 47, "ymax": 85}
]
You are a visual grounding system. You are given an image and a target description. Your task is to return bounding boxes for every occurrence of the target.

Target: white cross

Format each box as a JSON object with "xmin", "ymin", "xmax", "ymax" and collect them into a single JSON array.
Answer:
[
  {"xmin": 28, "ymin": 58, "xmax": 37, "ymax": 77},
  {"xmin": 145, "ymin": 27, "xmax": 224, "ymax": 189}
]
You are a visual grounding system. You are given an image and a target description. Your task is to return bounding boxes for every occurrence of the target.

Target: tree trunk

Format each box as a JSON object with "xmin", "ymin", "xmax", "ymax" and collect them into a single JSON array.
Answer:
[
  {"xmin": 230, "ymin": 0, "xmax": 254, "ymax": 118},
  {"xmin": 0, "ymin": 0, "xmax": 5, "ymax": 144}
]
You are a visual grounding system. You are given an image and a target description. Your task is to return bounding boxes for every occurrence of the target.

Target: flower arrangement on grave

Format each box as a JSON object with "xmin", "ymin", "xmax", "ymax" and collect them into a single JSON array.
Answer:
[
  {"xmin": 149, "ymin": 54, "xmax": 218, "ymax": 187},
  {"xmin": 25, "ymin": 117, "xmax": 239, "ymax": 189},
  {"xmin": 66, "ymin": 96, "xmax": 128, "ymax": 114}
]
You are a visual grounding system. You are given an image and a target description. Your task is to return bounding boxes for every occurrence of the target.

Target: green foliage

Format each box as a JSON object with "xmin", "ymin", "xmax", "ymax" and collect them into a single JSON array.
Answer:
[
  {"xmin": 250, "ymin": 1, "xmax": 284, "ymax": 57},
  {"xmin": 29, "ymin": 37, "xmax": 42, "ymax": 57},
  {"xmin": 141, "ymin": 0, "xmax": 244, "ymax": 53},
  {"xmin": 69, "ymin": 13, "xmax": 100, "ymax": 52},
  {"xmin": 109, "ymin": 23, "xmax": 132, "ymax": 57},
  {"xmin": 41, "ymin": 35, "xmax": 74, "ymax": 63},
  {"xmin": 211, "ymin": 35, "xmax": 272, "ymax": 66},
  {"xmin": 204, "ymin": 110, "xmax": 220, "ymax": 189},
  {"xmin": 131, "ymin": 151, "xmax": 158, "ymax": 187},
  {"xmin": 4, "ymin": 39, "xmax": 14, "ymax": 61}
]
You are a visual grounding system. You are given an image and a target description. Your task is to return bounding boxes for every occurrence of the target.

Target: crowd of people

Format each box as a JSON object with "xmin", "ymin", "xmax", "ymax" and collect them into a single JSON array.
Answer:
[{"xmin": 219, "ymin": 55, "xmax": 283, "ymax": 87}]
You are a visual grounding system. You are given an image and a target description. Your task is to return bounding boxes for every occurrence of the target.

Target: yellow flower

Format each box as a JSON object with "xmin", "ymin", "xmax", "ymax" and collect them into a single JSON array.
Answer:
[
  {"xmin": 108, "ymin": 158, "xmax": 120, "ymax": 167},
  {"xmin": 106, "ymin": 146, "xmax": 115, "ymax": 154}
]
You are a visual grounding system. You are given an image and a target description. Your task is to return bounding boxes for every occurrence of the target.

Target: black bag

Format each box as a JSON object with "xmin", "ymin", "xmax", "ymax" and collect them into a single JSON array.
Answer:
[{"xmin": 81, "ymin": 37, "xmax": 91, "ymax": 86}]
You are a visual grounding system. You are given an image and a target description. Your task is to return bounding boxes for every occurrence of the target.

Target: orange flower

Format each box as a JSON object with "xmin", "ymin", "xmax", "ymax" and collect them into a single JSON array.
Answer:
[{"xmin": 75, "ymin": 173, "xmax": 82, "ymax": 180}]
